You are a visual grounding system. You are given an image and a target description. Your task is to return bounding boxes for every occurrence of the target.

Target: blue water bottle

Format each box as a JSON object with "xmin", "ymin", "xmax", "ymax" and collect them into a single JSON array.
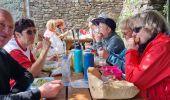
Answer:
[
  {"xmin": 73, "ymin": 43, "xmax": 83, "ymax": 73},
  {"xmin": 83, "ymin": 49, "xmax": 94, "ymax": 80}
]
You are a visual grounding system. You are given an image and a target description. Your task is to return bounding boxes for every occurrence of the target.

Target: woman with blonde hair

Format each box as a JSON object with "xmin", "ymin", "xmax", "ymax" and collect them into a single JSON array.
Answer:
[
  {"xmin": 125, "ymin": 10, "xmax": 170, "ymax": 99},
  {"xmin": 44, "ymin": 19, "xmax": 65, "ymax": 57},
  {"xmin": 119, "ymin": 17, "xmax": 133, "ymax": 40}
]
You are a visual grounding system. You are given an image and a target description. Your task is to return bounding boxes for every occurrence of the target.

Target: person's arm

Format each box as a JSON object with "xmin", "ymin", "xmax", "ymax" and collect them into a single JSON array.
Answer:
[
  {"xmin": 0, "ymin": 89, "xmax": 40, "ymax": 100},
  {"xmin": 125, "ymin": 44, "xmax": 170, "ymax": 90},
  {"xmin": 58, "ymin": 30, "xmax": 71, "ymax": 39},
  {"xmin": 0, "ymin": 49, "xmax": 33, "ymax": 94},
  {"xmin": 0, "ymin": 80, "xmax": 64, "ymax": 100},
  {"xmin": 9, "ymin": 38, "xmax": 51, "ymax": 77},
  {"xmin": 30, "ymin": 38, "xmax": 51, "ymax": 77},
  {"xmin": 93, "ymin": 33, "xmax": 103, "ymax": 49}
]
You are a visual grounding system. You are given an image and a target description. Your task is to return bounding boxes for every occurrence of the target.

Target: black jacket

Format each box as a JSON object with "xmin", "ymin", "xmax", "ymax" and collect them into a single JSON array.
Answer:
[{"xmin": 0, "ymin": 49, "xmax": 40, "ymax": 100}]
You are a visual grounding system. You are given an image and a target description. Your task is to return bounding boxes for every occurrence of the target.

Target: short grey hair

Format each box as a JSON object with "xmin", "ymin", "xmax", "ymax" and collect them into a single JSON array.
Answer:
[{"xmin": 133, "ymin": 10, "xmax": 170, "ymax": 35}]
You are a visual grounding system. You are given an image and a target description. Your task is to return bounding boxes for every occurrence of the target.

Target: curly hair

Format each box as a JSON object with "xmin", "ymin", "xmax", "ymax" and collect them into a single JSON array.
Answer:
[{"xmin": 55, "ymin": 19, "xmax": 65, "ymax": 29}]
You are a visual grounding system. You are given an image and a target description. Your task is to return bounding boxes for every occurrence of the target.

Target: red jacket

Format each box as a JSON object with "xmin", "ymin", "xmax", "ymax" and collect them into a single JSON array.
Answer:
[{"xmin": 125, "ymin": 33, "xmax": 170, "ymax": 99}]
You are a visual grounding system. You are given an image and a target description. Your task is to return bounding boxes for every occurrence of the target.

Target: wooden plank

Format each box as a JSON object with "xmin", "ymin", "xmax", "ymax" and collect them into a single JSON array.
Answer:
[
  {"xmin": 68, "ymin": 87, "xmax": 92, "ymax": 100},
  {"xmin": 46, "ymin": 74, "xmax": 66, "ymax": 100},
  {"xmin": 68, "ymin": 72, "xmax": 92, "ymax": 100}
]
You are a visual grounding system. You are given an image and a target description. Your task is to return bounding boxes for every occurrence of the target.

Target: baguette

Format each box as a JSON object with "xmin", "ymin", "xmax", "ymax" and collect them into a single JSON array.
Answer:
[{"xmin": 88, "ymin": 67, "xmax": 101, "ymax": 79}]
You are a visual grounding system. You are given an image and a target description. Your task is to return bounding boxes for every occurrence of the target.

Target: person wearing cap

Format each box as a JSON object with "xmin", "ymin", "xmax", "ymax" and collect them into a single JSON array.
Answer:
[{"xmin": 93, "ymin": 17, "xmax": 125, "ymax": 66}]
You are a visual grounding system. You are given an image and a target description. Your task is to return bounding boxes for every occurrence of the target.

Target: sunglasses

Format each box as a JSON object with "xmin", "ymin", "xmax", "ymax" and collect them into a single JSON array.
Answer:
[
  {"xmin": 26, "ymin": 29, "xmax": 36, "ymax": 35},
  {"xmin": 133, "ymin": 26, "xmax": 142, "ymax": 33}
]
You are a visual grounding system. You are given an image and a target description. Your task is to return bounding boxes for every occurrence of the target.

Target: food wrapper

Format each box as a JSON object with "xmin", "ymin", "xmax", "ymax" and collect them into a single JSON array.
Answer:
[
  {"xmin": 43, "ymin": 61, "xmax": 58, "ymax": 72},
  {"xmin": 88, "ymin": 67, "xmax": 139, "ymax": 99},
  {"xmin": 30, "ymin": 77, "xmax": 54, "ymax": 89}
]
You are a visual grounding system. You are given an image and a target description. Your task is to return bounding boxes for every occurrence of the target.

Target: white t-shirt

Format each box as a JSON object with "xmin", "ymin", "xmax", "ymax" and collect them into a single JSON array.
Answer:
[{"xmin": 44, "ymin": 29, "xmax": 65, "ymax": 56}]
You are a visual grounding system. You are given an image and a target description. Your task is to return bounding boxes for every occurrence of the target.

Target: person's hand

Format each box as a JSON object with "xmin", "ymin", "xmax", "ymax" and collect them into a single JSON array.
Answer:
[
  {"xmin": 98, "ymin": 48, "xmax": 109, "ymax": 59},
  {"xmin": 94, "ymin": 33, "xmax": 102, "ymax": 42},
  {"xmin": 41, "ymin": 37, "xmax": 51, "ymax": 52},
  {"xmin": 39, "ymin": 80, "xmax": 64, "ymax": 98},
  {"xmin": 47, "ymin": 55, "xmax": 58, "ymax": 61},
  {"xmin": 58, "ymin": 34, "xmax": 65, "ymax": 39},
  {"xmin": 36, "ymin": 42, "xmax": 43, "ymax": 50},
  {"xmin": 85, "ymin": 42, "xmax": 92, "ymax": 49},
  {"xmin": 102, "ymin": 49, "xmax": 109, "ymax": 59},
  {"xmin": 59, "ymin": 30, "xmax": 71, "ymax": 39},
  {"xmin": 126, "ymin": 37, "xmax": 139, "ymax": 50}
]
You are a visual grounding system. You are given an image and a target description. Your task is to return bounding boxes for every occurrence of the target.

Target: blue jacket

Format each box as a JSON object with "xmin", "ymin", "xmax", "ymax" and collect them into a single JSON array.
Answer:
[{"xmin": 106, "ymin": 49, "xmax": 126, "ymax": 74}]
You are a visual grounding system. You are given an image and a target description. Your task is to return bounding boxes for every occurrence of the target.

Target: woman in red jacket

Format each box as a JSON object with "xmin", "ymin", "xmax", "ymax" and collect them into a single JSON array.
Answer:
[{"xmin": 125, "ymin": 10, "xmax": 170, "ymax": 99}]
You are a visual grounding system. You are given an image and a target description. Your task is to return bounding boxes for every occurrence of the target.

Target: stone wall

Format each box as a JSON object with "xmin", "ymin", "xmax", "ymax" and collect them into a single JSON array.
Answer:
[
  {"xmin": 29, "ymin": 0, "xmax": 123, "ymax": 33},
  {"xmin": 0, "ymin": 0, "xmax": 166, "ymax": 33},
  {"xmin": 119, "ymin": 0, "xmax": 166, "ymax": 20},
  {"xmin": 0, "ymin": 0, "xmax": 24, "ymax": 21}
]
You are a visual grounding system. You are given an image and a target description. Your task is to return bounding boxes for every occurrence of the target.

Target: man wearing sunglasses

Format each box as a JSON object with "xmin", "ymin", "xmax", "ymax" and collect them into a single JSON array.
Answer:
[
  {"xmin": 0, "ymin": 8, "xmax": 63, "ymax": 100},
  {"xmin": 4, "ymin": 18, "xmax": 50, "ymax": 78}
]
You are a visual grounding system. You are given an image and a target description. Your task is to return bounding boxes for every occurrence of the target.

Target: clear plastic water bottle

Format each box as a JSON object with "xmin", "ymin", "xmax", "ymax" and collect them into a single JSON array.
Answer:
[{"xmin": 61, "ymin": 56, "xmax": 71, "ymax": 86}]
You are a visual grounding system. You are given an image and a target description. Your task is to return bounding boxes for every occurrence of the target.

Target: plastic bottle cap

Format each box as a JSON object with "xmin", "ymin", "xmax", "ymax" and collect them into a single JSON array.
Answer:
[
  {"xmin": 63, "ymin": 55, "xmax": 68, "ymax": 59},
  {"xmin": 74, "ymin": 42, "xmax": 81, "ymax": 49}
]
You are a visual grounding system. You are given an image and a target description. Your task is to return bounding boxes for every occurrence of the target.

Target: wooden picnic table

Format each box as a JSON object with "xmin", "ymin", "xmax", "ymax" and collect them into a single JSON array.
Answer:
[
  {"xmin": 40, "ymin": 71, "xmax": 92, "ymax": 100},
  {"xmin": 39, "ymin": 71, "xmax": 143, "ymax": 100}
]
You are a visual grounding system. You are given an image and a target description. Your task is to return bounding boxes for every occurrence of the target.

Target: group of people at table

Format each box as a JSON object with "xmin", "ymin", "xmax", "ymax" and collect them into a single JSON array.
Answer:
[{"xmin": 0, "ymin": 6, "xmax": 170, "ymax": 99}]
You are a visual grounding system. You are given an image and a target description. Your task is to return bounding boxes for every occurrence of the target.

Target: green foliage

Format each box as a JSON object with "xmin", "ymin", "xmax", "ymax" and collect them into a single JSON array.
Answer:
[
  {"xmin": 163, "ymin": 3, "xmax": 168, "ymax": 16},
  {"xmin": 116, "ymin": 0, "xmax": 139, "ymax": 37}
]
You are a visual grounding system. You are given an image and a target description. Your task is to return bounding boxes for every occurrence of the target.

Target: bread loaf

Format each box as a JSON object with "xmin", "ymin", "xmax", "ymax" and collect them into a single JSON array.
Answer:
[{"xmin": 88, "ymin": 67, "xmax": 101, "ymax": 79}]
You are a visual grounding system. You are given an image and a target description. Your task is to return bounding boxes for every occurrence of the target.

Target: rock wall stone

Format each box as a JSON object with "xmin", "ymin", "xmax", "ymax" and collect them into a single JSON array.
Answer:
[
  {"xmin": 0, "ymin": 0, "xmax": 166, "ymax": 33},
  {"xmin": 0, "ymin": 0, "xmax": 24, "ymax": 21},
  {"xmin": 29, "ymin": 0, "xmax": 123, "ymax": 33}
]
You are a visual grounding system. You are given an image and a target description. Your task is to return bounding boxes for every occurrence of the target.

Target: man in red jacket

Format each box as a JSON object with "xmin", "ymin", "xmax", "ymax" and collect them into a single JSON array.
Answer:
[{"xmin": 125, "ymin": 10, "xmax": 170, "ymax": 99}]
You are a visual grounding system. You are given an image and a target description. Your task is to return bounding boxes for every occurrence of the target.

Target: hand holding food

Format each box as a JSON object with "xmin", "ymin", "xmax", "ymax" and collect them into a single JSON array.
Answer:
[
  {"xmin": 39, "ymin": 80, "xmax": 63, "ymax": 98},
  {"xmin": 42, "ymin": 37, "xmax": 51, "ymax": 52},
  {"xmin": 134, "ymin": 37, "xmax": 140, "ymax": 45},
  {"xmin": 126, "ymin": 37, "xmax": 139, "ymax": 50}
]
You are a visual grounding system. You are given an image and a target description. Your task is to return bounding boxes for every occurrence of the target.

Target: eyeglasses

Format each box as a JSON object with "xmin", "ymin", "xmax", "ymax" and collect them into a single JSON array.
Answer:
[
  {"xmin": 25, "ymin": 29, "xmax": 36, "ymax": 35},
  {"xmin": 133, "ymin": 26, "xmax": 142, "ymax": 33}
]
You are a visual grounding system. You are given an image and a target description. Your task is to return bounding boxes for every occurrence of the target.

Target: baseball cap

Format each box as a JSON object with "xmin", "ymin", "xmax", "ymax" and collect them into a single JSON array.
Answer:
[{"xmin": 92, "ymin": 17, "xmax": 116, "ymax": 31}]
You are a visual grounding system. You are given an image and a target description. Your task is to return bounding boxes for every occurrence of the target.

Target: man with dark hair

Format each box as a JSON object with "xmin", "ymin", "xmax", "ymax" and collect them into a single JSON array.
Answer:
[
  {"xmin": 4, "ymin": 18, "xmax": 50, "ymax": 78},
  {"xmin": 0, "ymin": 8, "xmax": 63, "ymax": 99}
]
